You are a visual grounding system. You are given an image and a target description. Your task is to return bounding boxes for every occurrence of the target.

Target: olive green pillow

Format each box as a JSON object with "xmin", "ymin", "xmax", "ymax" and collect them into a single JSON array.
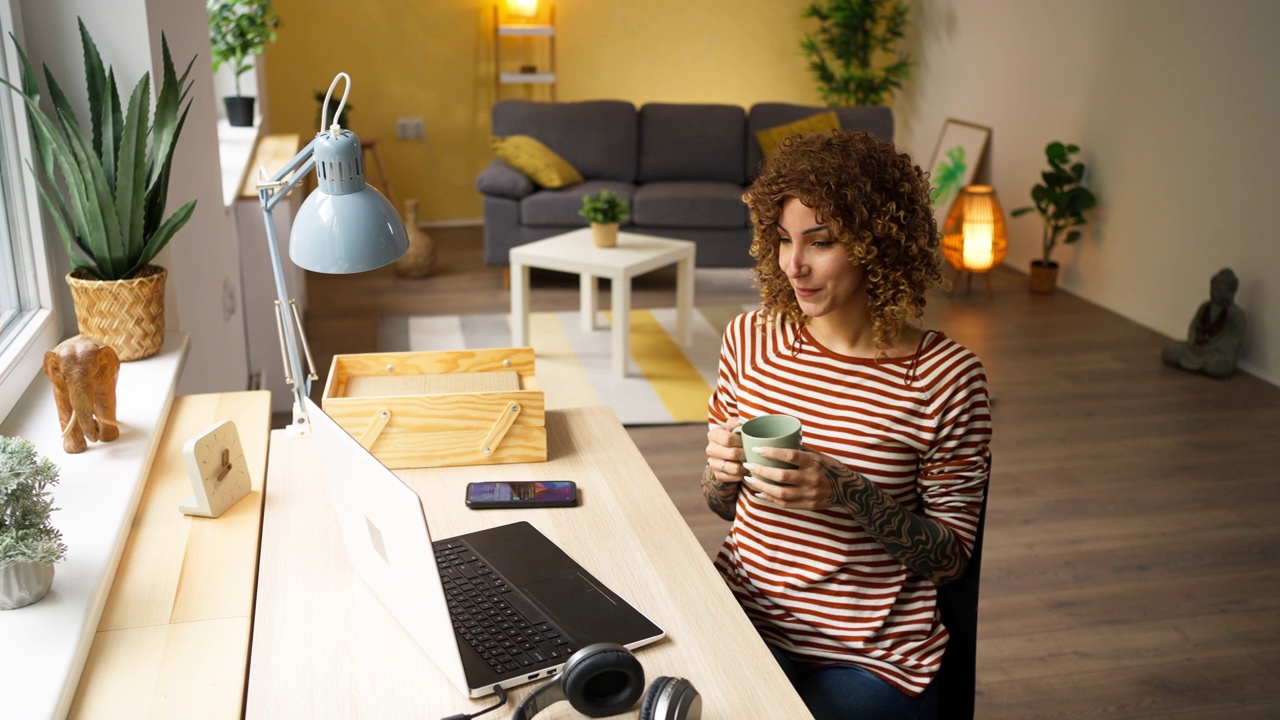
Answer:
[
  {"xmin": 490, "ymin": 135, "xmax": 584, "ymax": 189},
  {"xmin": 754, "ymin": 111, "xmax": 842, "ymax": 159}
]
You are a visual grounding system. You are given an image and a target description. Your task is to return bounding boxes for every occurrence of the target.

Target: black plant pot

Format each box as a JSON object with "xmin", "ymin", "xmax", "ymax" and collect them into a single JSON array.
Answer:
[{"xmin": 224, "ymin": 96, "xmax": 256, "ymax": 127}]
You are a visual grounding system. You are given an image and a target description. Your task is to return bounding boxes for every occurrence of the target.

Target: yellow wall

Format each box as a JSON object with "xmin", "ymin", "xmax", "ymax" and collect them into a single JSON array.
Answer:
[{"xmin": 264, "ymin": 0, "xmax": 817, "ymax": 223}]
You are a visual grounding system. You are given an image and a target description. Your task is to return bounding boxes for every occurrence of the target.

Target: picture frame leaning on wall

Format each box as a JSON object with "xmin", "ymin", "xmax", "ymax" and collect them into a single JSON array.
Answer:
[{"xmin": 927, "ymin": 119, "xmax": 992, "ymax": 226}]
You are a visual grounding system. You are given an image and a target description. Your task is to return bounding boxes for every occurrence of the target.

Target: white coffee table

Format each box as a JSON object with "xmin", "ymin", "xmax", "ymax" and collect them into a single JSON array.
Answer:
[{"xmin": 509, "ymin": 228, "xmax": 696, "ymax": 377}]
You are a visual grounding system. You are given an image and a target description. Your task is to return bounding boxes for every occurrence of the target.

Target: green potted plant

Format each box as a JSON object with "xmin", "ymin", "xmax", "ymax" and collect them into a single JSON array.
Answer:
[
  {"xmin": 206, "ymin": 0, "xmax": 281, "ymax": 127},
  {"xmin": 0, "ymin": 437, "xmax": 67, "ymax": 610},
  {"xmin": 800, "ymin": 0, "xmax": 914, "ymax": 106},
  {"xmin": 579, "ymin": 190, "xmax": 630, "ymax": 248},
  {"xmin": 1011, "ymin": 141, "xmax": 1098, "ymax": 293},
  {"xmin": 1, "ymin": 19, "xmax": 197, "ymax": 361}
]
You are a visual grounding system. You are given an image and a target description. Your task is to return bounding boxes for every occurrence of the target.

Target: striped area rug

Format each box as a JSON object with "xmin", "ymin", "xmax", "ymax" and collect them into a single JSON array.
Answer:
[{"xmin": 379, "ymin": 305, "xmax": 754, "ymax": 425}]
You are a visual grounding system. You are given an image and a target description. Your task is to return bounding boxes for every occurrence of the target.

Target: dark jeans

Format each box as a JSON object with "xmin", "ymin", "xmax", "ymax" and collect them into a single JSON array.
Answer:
[{"xmin": 769, "ymin": 645, "xmax": 938, "ymax": 720}]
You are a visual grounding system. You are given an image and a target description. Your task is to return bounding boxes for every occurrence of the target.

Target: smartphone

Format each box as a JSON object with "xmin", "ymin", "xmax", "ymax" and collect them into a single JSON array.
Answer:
[{"xmin": 464, "ymin": 480, "xmax": 579, "ymax": 509}]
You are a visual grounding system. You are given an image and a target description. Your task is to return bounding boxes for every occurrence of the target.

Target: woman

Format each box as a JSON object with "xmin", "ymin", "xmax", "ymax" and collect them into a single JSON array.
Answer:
[{"xmin": 702, "ymin": 131, "xmax": 991, "ymax": 719}]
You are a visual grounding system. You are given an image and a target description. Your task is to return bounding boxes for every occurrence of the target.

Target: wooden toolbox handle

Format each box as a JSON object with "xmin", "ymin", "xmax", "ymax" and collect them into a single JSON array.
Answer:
[
  {"xmin": 359, "ymin": 408, "xmax": 392, "ymax": 450},
  {"xmin": 481, "ymin": 403, "xmax": 522, "ymax": 456}
]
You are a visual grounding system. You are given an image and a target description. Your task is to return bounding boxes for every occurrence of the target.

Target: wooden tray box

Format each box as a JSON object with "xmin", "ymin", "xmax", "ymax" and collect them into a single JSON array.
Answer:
[{"xmin": 321, "ymin": 348, "xmax": 546, "ymax": 468}]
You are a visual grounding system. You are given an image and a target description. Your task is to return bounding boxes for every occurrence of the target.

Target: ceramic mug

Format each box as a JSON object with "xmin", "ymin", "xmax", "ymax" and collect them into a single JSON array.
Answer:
[{"xmin": 733, "ymin": 414, "xmax": 802, "ymax": 481}]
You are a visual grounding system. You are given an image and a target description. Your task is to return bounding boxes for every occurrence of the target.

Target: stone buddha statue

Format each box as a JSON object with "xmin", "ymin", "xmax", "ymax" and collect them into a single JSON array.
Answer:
[{"xmin": 1162, "ymin": 268, "xmax": 1245, "ymax": 378}]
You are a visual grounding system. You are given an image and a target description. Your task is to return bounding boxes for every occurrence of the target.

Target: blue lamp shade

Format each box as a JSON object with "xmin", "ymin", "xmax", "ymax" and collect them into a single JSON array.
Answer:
[{"xmin": 288, "ymin": 128, "xmax": 409, "ymax": 274}]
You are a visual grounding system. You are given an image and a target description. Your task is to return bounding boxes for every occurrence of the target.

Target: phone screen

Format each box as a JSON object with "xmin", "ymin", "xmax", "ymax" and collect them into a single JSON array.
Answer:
[{"xmin": 465, "ymin": 481, "xmax": 578, "ymax": 508}]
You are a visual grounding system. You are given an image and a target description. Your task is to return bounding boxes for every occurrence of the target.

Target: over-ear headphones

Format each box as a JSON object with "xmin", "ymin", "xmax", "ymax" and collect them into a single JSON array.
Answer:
[{"xmin": 511, "ymin": 643, "xmax": 701, "ymax": 720}]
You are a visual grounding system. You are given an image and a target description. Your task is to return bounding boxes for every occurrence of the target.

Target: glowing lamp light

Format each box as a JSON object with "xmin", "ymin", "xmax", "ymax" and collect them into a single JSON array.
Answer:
[
  {"xmin": 942, "ymin": 185, "xmax": 1008, "ymax": 274},
  {"xmin": 506, "ymin": 0, "xmax": 539, "ymax": 19}
]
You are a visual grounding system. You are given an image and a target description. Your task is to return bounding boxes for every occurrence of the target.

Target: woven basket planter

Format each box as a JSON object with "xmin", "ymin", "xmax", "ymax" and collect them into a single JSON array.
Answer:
[
  {"xmin": 66, "ymin": 265, "xmax": 166, "ymax": 361},
  {"xmin": 591, "ymin": 222, "xmax": 619, "ymax": 248}
]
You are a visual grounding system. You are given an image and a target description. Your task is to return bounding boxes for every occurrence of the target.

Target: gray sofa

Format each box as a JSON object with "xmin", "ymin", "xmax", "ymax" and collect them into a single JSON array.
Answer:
[{"xmin": 476, "ymin": 100, "xmax": 893, "ymax": 268}]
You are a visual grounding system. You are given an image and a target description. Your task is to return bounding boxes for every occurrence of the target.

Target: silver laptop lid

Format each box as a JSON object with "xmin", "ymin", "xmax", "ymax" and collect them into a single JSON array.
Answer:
[{"xmin": 305, "ymin": 397, "xmax": 470, "ymax": 696}]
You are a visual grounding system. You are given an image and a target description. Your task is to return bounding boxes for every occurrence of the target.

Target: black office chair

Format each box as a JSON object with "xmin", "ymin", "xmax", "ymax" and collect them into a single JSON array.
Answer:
[{"xmin": 934, "ymin": 484, "xmax": 989, "ymax": 720}]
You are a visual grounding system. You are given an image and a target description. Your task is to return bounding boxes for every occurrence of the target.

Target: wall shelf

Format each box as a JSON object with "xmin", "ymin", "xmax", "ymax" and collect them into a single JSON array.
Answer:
[
  {"xmin": 494, "ymin": 4, "xmax": 556, "ymax": 101},
  {"xmin": 497, "ymin": 24, "xmax": 553, "ymax": 37},
  {"xmin": 499, "ymin": 71, "xmax": 556, "ymax": 84}
]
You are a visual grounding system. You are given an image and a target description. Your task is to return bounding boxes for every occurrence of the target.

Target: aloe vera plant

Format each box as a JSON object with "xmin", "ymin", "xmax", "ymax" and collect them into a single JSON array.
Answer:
[{"xmin": 1, "ymin": 18, "xmax": 197, "ymax": 281}]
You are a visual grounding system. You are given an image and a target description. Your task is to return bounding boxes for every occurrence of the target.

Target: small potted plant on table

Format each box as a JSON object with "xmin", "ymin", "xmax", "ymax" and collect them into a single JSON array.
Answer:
[
  {"xmin": 579, "ymin": 190, "xmax": 630, "ymax": 248},
  {"xmin": 0, "ymin": 437, "xmax": 67, "ymax": 610},
  {"xmin": 207, "ymin": 0, "xmax": 281, "ymax": 127},
  {"xmin": 1011, "ymin": 141, "xmax": 1097, "ymax": 293}
]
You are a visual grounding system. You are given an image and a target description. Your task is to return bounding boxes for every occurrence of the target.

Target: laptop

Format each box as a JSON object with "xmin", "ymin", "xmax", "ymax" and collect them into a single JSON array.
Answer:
[{"xmin": 304, "ymin": 397, "xmax": 665, "ymax": 698}]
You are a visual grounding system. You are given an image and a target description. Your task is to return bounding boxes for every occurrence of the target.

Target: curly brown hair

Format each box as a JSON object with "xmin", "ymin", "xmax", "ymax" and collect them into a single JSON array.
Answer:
[{"xmin": 744, "ymin": 130, "xmax": 943, "ymax": 349}]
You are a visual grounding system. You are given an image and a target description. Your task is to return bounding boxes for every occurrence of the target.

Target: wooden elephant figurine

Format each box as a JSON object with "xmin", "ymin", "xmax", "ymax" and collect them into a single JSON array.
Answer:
[{"xmin": 43, "ymin": 335, "xmax": 120, "ymax": 454}]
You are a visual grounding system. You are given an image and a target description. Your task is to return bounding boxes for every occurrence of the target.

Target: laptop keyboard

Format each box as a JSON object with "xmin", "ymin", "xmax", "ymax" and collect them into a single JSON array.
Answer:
[{"xmin": 434, "ymin": 540, "xmax": 579, "ymax": 676}]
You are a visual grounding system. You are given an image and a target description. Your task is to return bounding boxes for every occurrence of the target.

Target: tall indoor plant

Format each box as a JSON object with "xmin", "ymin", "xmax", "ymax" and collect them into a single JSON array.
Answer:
[
  {"xmin": 1011, "ymin": 141, "xmax": 1097, "ymax": 293},
  {"xmin": 206, "ymin": 0, "xmax": 280, "ymax": 127},
  {"xmin": 800, "ymin": 0, "xmax": 914, "ymax": 106},
  {"xmin": 0, "ymin": 437, "xmax": 66, "ymax": 610},
  {"xmin": 2, "ymin": 19, "xmax": 197, "ymax": 360}
]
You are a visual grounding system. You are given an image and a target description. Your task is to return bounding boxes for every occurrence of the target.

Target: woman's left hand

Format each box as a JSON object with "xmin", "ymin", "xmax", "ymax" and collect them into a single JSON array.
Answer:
[{"xmin": 743, "ymin": 445, "xmax": 861, "ymax": 510}]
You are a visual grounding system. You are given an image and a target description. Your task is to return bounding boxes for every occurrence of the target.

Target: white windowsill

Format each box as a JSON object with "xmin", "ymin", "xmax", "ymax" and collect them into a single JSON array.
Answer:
[{"xmin": 0, "ymin": 333, "xmax": 189, "ymax": 720}]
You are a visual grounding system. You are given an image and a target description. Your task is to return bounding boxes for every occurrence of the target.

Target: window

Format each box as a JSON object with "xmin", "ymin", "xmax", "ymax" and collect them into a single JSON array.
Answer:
[{"xmin": 0, "ymin": 0, "xmax": 61, "ymax": 422}]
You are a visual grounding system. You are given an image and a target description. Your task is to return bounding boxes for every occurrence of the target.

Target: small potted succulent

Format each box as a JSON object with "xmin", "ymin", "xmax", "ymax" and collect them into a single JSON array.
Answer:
[
  {"xmin": 206, "ymin": 0, "xmax": 281, "ymax": 127},
  {"xmin": 0, "ymin": 437, "xmax": 67, "ymax": 610},
  {"xmin": 1010, "ymin": 141, "xmax": 1097, "ymax": 293},
  {"xmin": 579, "ymin": 190, "xmax": 630, "ymax": 248}
]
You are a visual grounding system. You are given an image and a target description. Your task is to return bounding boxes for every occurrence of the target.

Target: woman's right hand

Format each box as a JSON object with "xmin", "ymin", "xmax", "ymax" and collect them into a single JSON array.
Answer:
[{"xmin": 706, "ymin": 420, "xmax": 746, "ymax": 483}]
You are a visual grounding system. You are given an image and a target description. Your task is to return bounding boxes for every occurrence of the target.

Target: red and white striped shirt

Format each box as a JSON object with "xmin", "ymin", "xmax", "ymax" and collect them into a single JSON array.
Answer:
[{"xmin": 709, "ymin": 309, "xmax": 991, "ymax": 696}]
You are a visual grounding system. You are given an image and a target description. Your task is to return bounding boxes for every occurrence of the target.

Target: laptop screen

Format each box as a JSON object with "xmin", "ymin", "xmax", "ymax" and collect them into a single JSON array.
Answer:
[{"xmin": 304, "ymin": 397, "xmax": 471, "ymax": 694}]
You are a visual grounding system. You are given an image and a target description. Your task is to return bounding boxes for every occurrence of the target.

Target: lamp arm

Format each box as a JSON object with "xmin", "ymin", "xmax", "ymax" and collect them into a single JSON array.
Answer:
[
  {"xmin": 262, "ymin": 141, "xmax": 319, "ymax": 214},
  {"xmin": 258, "ymin": 148, "xmax": 321, "ymax": 435}
]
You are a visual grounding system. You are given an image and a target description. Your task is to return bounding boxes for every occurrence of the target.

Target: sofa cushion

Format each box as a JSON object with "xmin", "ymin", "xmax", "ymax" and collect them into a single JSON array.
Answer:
[
  {"xmin": 754, "ymin": 110, "xmax": 841, "ymax": 160},
  {"xmin": 632, "ymin": 182, "xmax": 748, "ymax": 230},
  {"xmin": 520, "ymin": 180, "xmax": 637, "ymax": 228},
  {"xmin": 490, "ymin": 135, "xmax": 584, "ymax": 188},
  {"xmin": 637, "ymin": 104, "xmax": 746, "ymax": 185},
  {"xmin": 476, "ymin": 158, "xmax": 536, "ymax": 198},
  {"xmin": 493, "ymin": 100, "xmax": 638, "ymax": 182},
  {"xmin": 746, "ymin": 103, "xmax": 894, "ymax": 179}
]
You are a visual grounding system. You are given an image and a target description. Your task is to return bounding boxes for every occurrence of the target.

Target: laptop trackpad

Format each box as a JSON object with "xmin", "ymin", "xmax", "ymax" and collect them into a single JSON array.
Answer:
[
  {"xmin": 524, "ymin": 573, "xmax": 623, "ymax": 638},
  {"xmin": 526, "ymin": 573, "xmax": 617, "ymax": 615}
]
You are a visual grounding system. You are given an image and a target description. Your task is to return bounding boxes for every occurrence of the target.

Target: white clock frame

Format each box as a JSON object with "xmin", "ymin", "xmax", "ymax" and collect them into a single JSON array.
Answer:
[{"xmin": 180, "ymin": 420, "xmax": 251, "ymax": 518}]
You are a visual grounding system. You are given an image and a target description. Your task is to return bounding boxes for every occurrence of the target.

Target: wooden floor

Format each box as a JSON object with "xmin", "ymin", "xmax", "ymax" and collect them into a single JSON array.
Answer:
[{"xmin": 305, "ymin": 226, "xmax": 1280, "ymax": 718}]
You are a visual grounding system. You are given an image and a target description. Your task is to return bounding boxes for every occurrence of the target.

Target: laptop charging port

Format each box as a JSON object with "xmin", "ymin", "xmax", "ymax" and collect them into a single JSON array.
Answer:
[{"xmin": 528, "ymin": 673, "xmax": 539, "ymax": 680}]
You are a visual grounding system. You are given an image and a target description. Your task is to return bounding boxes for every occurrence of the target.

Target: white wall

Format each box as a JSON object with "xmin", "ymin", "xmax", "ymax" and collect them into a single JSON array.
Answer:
[
  {"xmin": 17, "ymin": 0, "xmax": 249, "ymax": 395},
  {"xmin": 897, "ymin": 0, "xmax": 1280, "ymax": 384}
]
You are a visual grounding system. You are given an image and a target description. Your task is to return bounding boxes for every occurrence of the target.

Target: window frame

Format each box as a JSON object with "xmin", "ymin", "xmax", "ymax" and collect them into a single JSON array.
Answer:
[{"xmin": 0, "ymin": 0, "xmax": 62, "ymax": 422}]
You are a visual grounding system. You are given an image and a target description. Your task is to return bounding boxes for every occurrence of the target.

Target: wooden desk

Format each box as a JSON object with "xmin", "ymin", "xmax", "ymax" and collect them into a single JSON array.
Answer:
[
  {"xmin": 246, "ymin": 406, "xmax": 811, "ymax": 718},
  {"xmin": 68, "ymin": 391, "xmax": 272, "ymax": 719}
]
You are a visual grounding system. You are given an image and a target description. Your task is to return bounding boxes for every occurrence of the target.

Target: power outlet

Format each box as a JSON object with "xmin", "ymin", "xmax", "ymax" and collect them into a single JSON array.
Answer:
[{"xmin": 396, "ymin": 117, "xmax": 425, "ymax": 141}]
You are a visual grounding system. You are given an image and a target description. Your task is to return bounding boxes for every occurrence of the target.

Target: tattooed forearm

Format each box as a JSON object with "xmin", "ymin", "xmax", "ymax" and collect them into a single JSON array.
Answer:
[
  {"xmin": 823, "ymin": 463, "xmax": 966, "ymax": 585},
  {"xmin": 701, "ymin": 463, "xmax": 739, "ymax": 521}
]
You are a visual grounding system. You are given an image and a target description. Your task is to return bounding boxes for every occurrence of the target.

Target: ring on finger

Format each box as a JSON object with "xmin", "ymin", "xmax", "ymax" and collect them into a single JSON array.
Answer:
[{"xmin": 720, "ymin": 459, "xmax": 729, "ymax": 473}]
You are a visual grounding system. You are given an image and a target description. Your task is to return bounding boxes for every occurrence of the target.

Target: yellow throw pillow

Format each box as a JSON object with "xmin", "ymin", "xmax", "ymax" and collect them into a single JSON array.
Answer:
[
  {"xmin": 490, "ymin": 135, "xmax": 584, "ymax": 189},
  {"xmin": 754, "ymin": 111, "xmax": 842, "ymax": 159}
]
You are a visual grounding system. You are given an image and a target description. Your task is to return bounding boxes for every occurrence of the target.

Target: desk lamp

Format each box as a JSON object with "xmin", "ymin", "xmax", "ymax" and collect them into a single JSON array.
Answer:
[{"xmin": 257, "ymin": 73, "xmax": 408, "ymax": 435}]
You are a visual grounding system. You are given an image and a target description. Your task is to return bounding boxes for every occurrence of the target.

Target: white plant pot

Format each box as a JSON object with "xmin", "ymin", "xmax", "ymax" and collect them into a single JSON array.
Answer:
[{"xmin": 0, "ymin": 560, "xmax": 55, "ymax": 610}]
